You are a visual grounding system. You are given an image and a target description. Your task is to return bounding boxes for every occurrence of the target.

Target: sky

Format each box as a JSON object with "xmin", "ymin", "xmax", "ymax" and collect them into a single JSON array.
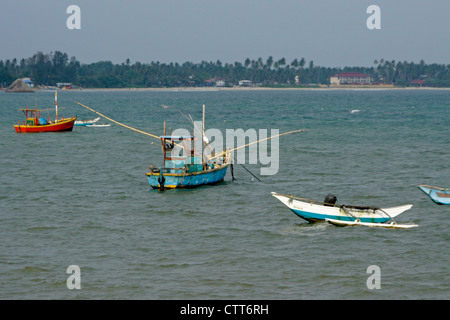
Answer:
[{"xmin": 1, "ymin": 0, "xmax": 449, "ymax": 67}]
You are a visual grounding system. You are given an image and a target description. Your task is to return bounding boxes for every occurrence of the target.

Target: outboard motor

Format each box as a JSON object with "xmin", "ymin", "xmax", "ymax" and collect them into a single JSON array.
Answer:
[
  {"xmin": 158, "ymin": 167, "xmax": 166, "ymax": 191},
  {"xmin": 324, "ymin": 194, "xmax": 337, "ymax": 206}
]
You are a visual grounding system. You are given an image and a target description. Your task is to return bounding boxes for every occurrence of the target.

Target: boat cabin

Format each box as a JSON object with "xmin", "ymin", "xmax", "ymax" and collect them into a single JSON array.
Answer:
[
  {"xmin": 18, "ymin": 106, "xmax": 49, "ymax": 126},
  {"xmin": 154, "ymin": 135, "xmax": 204, "ymax": 174}
]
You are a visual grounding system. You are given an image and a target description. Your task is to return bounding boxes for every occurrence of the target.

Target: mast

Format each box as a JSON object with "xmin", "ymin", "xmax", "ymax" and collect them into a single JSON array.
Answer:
[
  {"xmin": 202, "ymin": 104, "xmax": 205, "ymax": 147},
  {"xmin": 55, "ymin": 91, "xmax": 58, "ymax": 122},
  {"xmin": 202, "ymin": 104, "xmax": 205, "ymax": 167}
]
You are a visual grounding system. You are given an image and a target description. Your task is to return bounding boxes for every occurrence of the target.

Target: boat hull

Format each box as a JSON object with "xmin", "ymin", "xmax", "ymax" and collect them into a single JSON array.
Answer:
[
  {"xmin": 418, "ymin": 185, "xmax": 450, "ymax": 205},
  {"xmin": 15, "ymin": 117, "xmax": 76, "ymax": 133},
  {"xmin": 147, "ymin": 164, "xmax": 228, "ymax": 189},
  {"xmin": 272, "ymin": 192, "xmax": 413, "ymax": 223},
  {"xmin": 74, "ymin": 117, "xmax": 100, "ymax": 126}
]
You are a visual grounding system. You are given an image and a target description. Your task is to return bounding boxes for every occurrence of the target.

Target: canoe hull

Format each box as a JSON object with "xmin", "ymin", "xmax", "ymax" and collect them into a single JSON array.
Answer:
[
  {"xmin": 15, "ymin": 117, "xmax": 76, "ymax": 133},
  {"xmin": 147, "ymin": 164, "xmax": 228, "ymax": 189},
  {"xmin": 417, "ymin": 185, "xmax": 450, "ymax": 205},
  {"xmin": 74, "ymin": 117, "xmax": 100, "ymax": 126},
  {"xmin": 272, "ymin": 192, "xmax": 413, "ymax": 223}
]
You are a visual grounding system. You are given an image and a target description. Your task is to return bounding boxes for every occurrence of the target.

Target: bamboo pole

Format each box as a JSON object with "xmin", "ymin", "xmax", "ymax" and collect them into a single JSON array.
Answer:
[
  {"xmin": 208, "ymin": 129, "xmax": 307, "ymax": 160},
  {"xmin": 75, "ymin": 101, "xmax": 307, "ymax": 167},
  {"xmin": 74, "ymin": 101, "xmax": 162, "ymax": 140}
]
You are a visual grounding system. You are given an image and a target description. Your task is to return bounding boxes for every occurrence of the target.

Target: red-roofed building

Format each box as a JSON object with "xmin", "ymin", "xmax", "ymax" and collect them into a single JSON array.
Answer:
[
  {"xmin": 330, "ymin": 72, "xmax": 373, "ymax": 85},
  {"xmin": 409, "ymin": 79, "xmax": 424, "ymax": 86}
]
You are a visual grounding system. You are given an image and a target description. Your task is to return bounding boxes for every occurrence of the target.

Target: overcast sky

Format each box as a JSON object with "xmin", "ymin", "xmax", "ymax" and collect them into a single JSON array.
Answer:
[{"xmin": 1, "ymin": 0, "xmax": 449, "ymax": 67}]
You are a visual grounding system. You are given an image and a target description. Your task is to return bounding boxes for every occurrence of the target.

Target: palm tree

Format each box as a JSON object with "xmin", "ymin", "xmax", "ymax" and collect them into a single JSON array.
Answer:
[
  {"xmin": 257, "ymin": 57, "xmax": 263, "ymax": 69},
  {"xmin": 291, "ymin": 58, "xmax": 299, "ymax": 69},
  {"xmin": 277, "ymin": 58, "xmax": 286, "ymax": 69},
  {"xmin": 266, "ymin": 56, "xmax": 273, "ymax": 70}
]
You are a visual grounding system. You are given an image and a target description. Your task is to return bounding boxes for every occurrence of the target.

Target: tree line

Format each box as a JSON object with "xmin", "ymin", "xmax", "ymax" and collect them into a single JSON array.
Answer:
[{"xmin": 0, "ymin": 51, "xmax": 449, "ymax": 88}]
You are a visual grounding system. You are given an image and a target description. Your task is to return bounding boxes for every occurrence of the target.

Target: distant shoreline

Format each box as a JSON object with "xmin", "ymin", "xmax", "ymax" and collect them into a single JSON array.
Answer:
[{"xmin": 49, "ymin": 86, "xmax": 450, "ymax": 92}]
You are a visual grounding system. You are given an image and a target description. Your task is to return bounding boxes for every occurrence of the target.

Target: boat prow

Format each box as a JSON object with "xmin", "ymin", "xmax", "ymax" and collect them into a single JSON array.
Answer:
[{"xmin": 417, "ymin": 185, "xmax": 450, "ymax": 205}]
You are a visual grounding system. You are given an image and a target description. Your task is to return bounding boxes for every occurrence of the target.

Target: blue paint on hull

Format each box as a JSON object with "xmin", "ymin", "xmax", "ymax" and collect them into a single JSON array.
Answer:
[
  {"xmin": 147, "ymin": 165, "xmax": 228, "ymax": 189},
  {"xmin": 290, "ymin": 208, "xmax": 390, "ymax": 223},
  {"xmin": 418, "ymin": 185, "xmax": 450, "ymax": 205}
]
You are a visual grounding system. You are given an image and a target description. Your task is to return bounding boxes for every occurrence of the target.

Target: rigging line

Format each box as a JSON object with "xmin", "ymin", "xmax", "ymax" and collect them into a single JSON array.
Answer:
[
  {"xmin": 233, "ymin": 154, "xmax": 261, "ymax": 182},
  {"xmin": 162, "ymin": 104, "xmax": 211, "ymax": 146},
  {"xmin": 162, "ymin": 104, "xmax": 216, "ymax": 163}
]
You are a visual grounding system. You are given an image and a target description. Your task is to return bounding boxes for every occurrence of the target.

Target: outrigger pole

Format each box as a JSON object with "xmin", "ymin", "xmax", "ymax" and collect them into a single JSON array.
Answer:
[
  {"xmin": 74, "ymin": 101, "xmax": 161, "ymax": 140},
  {"xmin": 208, "ymin": 129, "xmax": 307, "ymax": 161},
  {"xmin": 75, "ymin": 101, "xmax": 307, "ymax": 181},
  {"xmin": 76, "ymin": 101, "xmax": 307, "ymax": 147}
]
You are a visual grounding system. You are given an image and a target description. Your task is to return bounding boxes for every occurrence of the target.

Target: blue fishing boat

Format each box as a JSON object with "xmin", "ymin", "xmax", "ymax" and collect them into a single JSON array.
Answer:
[
  {"xmin": 146, "ymin": 135, "xmax": 230, "ymax": 190},
  {"xmin": 272, "ymin": 192, "xmax": 413, "ymax": 225},
  {"xmin": 74, "ymin": 101, "xmax": 304, "ymax": 190},
  {"xmin": 417, "ymin": 185, "xmax": 450, "ymax": 205}
]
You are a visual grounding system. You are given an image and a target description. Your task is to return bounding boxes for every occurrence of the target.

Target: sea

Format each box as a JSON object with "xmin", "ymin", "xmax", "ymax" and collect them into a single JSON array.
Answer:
[{"xmin": 0, "ymin": 88, "xmax": 449, "ymax": 301}]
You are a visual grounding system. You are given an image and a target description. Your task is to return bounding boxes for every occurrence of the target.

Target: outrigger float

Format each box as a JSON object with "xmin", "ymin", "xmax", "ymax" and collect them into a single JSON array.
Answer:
[
  {"xmin": 14, "ymin": 92, "xmax": 76, "ymax": 133},
  {"xmin": 272, "ymin": 192, "xmax": 418, "ymax": 229},
  {"xmin": 417, "ymin": 185, "xmax": 450, "ymax": 205}
]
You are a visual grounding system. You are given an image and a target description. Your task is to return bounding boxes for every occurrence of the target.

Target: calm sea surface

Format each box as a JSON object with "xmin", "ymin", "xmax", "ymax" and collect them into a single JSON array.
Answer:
[{"xmin": 0, "ymin": 88, "xmax": 449, "ymax": 300}]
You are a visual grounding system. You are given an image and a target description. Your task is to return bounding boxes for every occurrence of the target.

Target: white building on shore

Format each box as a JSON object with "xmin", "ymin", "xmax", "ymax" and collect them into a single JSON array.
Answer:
[{"xmin": 330, "ymin": 72, "xmax": 372, "ymax": 85}]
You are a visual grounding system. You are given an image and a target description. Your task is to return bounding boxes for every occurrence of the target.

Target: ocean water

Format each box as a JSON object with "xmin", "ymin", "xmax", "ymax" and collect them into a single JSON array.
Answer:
[{"xmin": 0, "ymin": 88, "xmax": 449, "ymax": 300}]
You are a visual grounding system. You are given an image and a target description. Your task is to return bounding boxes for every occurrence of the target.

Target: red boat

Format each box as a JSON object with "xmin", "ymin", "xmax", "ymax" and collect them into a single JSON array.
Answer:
[{"xmin": 14, "ymin": 92, "xmax": 76, "ymax": 133}]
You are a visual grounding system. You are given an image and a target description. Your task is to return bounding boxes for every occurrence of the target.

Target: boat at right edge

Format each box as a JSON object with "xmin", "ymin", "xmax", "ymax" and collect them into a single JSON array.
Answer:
[
  {"xmin": 272, "ymin": 192, "xmax": 418, "ymax": 229},
  {"xmin": 417, "ymin": 185, "xmax": 450, "ymax": 205}
]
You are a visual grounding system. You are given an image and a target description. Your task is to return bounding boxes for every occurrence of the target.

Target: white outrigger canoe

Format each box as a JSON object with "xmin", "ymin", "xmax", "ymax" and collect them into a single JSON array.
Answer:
[
  {"xmin": 271, "ymin": 192, "xmax": 418, "ymax": 229},
  {"xmin": 74, "ymin": 117, "xmax": 100, "ymax": 126}
]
